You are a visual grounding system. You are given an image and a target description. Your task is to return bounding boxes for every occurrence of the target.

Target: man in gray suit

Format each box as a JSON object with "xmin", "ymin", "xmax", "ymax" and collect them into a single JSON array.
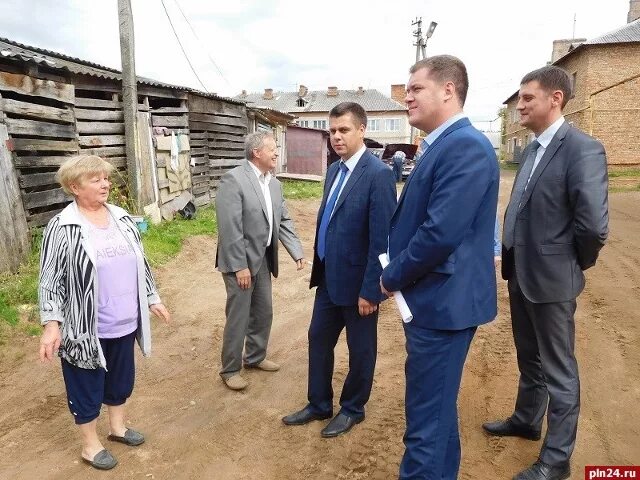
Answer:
[
  {"xmin": 215, "ymin": 131, "xmax": 304, "ymax": 391},
  {"xmin": 483, "ymin": 66, "xmax": 608, "ymax": 480}
]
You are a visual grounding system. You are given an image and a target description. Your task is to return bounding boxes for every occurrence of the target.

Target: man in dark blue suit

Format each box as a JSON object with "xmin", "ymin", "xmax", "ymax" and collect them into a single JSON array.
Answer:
[
  {"xmin": 381, "ymin": 56, "xmax": 499, "ymax": 478},
  {"xmin": 283, "ymin": 102, "xmax": 396, "ymax": 437}
]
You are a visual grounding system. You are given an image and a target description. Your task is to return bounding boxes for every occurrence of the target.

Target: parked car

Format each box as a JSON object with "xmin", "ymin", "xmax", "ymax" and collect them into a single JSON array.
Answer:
[{"xmin": 380, "ymin": 143, "xmax": 419, "ymax": 179}]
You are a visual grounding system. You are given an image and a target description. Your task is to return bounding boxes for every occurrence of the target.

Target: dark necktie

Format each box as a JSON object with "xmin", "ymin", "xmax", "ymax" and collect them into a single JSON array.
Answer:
[
  {"xmin": 502, "ymin": 140, "xmax": 541, "ymax": 250},
  {"xmin": 317, "ymin": 162, "xmax": 348, "ymax": 260}
]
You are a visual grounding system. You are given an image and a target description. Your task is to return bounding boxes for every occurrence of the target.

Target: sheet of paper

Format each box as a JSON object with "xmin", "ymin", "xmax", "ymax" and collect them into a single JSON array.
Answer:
[{"xmin": 378, "ymin": 254, "xmax": 413, "ymax": 323}]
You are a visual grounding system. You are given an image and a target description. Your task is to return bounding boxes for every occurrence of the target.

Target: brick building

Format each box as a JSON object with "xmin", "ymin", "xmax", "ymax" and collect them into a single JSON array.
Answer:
[
  {"xmin": 238, "ymin": 85, "xmax": 410, "ymax": 144},
  {"xmin": 502, "ymin": 2, "xmax": 640, "ymax": 165}
]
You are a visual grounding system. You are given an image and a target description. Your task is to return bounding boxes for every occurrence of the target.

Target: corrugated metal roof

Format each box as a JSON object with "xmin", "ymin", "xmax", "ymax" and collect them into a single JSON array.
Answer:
[
  {"xmin": 0, "ymin": 36, "xmax": 245, "ymax": 105},
  {"xmin": 239, "ymin": 88, "xmax": 406, "ymax": 113},
  {"xmin": 584, "ymin": 18, "xmax": 640, "ymax": 44},
  {"xmin": 502, "ymin": 19, "xmax": 640, "ymax": 104}
]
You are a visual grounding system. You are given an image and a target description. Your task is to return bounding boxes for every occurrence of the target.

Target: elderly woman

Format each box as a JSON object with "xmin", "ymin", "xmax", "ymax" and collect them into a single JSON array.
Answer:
[{"xmin": 38, "ymin": 155, "xmax": 170, "ymax": 470}]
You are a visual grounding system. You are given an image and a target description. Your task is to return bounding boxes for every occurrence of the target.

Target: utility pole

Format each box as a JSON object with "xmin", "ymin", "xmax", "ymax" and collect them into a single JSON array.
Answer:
[
  {"xmin": 410, "ymin": 17, "xmax": 437, "ymax": 143},
  {"xmin": 118, "ymin": 0, "xmax": 140, "ymax": 211}
]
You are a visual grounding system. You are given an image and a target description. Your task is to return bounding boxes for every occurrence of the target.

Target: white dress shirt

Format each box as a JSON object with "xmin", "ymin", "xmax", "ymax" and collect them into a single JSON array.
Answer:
[
  {"xmin": 326, "ymin": 144, "xmax": 366, "ymax": 218},
  {"xmin": 249, "ymin": 161, "xmax": 273, "ymax": 247},
  {"xmin": 527, "ymin": 116, "xmax": 566, "ymax": 182}
]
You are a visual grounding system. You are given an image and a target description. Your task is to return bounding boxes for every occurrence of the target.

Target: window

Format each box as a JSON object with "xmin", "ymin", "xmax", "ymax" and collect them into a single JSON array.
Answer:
[
  {"xmin": 367, "ymin": 119, "xmax": 381, "ymax": 131},
  {"xmin": 385, "ymin": 118, "xmax": 400, "ymax": 131},
  {"xmin": 297, "ymin": 120, "xmax": 309, "ymax": 127},
  {"xmin": 296, "ymin": 98, "xmax": 307, "ymax": 107},
  {"xmin": 312, "ymin": 119, "xmax": 327, "ymax": 129}
]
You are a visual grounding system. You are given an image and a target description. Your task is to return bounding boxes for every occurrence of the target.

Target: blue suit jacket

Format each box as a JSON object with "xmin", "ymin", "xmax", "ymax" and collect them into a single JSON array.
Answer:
[
  {"xmin": 381, "ymin": 118, "xmax": 499, "ymax": 330},
  {"xmin": 310, "ymin": 150, "xmax": 397, "ymax": 305}
]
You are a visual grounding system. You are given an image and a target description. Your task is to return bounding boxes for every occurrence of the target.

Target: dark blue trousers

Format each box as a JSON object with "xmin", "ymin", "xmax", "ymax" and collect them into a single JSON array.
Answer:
[
  {"xmin": 307, "ymin": 282, "xmax": 378, "ymax": 419},
  {"xmin": 399, "ymin": 325, "xmax": 476, "ymax": 480}
]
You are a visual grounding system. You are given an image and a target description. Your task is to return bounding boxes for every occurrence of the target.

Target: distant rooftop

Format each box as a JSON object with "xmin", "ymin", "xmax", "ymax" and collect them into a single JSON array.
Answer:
[{"xmin": 238, "ymin": 88, "xmax": 406, "ymax": 114}]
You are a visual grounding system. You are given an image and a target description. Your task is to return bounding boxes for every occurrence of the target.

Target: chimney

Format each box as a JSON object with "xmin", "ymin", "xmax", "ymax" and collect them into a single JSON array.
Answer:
[
  {"xmin": 298, "ymin": 84, "xmax": 308, "ymax": 97},
  {"xmin": 551, "ymin": 38, "xmax": 585, "ymax": 63},
  {"xmin": 629, "ymin": 0, "xmax": 640, "ymax": 22},
  {"xmin": 327, "ymin": 86, "xmax": 338, "ymax": 97},
  {"xmin": 263, "ymin": 88, "xmax": 273, "ymax": 100},
  {"xmin": 239, "ymin": 89, "xmax": 247, "ymax": 98},
  {"xmin": 391, "ymin": 84, "xmax": 406, "ymax": 104},
  {"xmin": 357, "ymin": 86, "xmax": 364, "ymax": 94}
]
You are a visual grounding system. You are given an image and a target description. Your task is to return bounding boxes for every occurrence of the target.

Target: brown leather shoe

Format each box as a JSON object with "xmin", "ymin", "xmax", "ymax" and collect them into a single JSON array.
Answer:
[
  {"xmin": 223, "ymin": 374, "xmax": 248, "ymax": 390},
  {"xmin": 245, "ymin": 359, "xmax": 280, "ymax": 372}
]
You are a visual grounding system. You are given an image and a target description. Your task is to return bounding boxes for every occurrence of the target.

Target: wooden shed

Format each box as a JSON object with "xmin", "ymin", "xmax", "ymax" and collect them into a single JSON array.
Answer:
[{"xmin": 0, "ymin": 36, "xmax": 247, "ymax": 272}]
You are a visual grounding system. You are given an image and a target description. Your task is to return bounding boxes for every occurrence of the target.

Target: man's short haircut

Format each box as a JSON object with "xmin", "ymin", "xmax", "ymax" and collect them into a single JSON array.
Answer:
[
  {"xmin": 329, "ymin": 102, "xmax": 367, "ymax": 127},
  {"xmin": 520, "ymin": 66, "xmax": 572, "ymax": 108},
  {"xmin": 410, "ymin": 55, "xmax": 469, "ymax": 106},
  {"xmin": 245, "ymin": 131, "xmax": 274, "ymax": 160}
]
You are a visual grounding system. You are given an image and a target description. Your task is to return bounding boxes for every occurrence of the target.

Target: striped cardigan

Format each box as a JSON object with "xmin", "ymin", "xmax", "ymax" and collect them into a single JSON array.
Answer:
[{"xmin": 39, "ymin": 202, "xmax": 161, "ymax": 369}]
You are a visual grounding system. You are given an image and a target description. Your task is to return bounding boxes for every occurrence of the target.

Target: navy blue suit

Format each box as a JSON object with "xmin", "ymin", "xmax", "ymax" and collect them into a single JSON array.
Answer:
[
  {"xmin": 382, "ymin": 118, "xmax": 499, "ymax": 479},
  {"xmin": 307, "ymin": 149, "xmax": 396, "ymax": 418}
]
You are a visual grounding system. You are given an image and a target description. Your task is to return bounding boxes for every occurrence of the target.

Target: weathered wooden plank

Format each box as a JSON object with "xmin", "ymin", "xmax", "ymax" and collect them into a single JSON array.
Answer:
[
  {"xmin": 5, "ymin": 117, "xmax": 77, "ymax": 139},
  {"xmin": 74, "ymin": 108, "xmax": 124, "ymax": 121},
  {"xmin": 137, "ymin": 111, "xmax": 156, "ymax": 206},
  {"xmin": 187, "ymin": 94, "xmax": 245, "ymax": 117},
  {"xmin": 193, "ymin": 194, "xmax": 211, "ymax": 207},
  {"xmin": 210, "ymin": 150, "xmax": 244, "ymax": 158},
  {"xmin": 209, "ymin": 141, "xmax": 243, "ymax": 150},
  {"xmin": 209, "ymin": 133, "xmax": 245, "ymax": 143},
  {"xmin": 191, "ymin": 147, "xmax": 206, "ymax": 156},
  {"xmin": 79, "ymin": 146, "xmax": 126, "ymax": 157},
  {"xmin": 192, "ymin": 184, "xmax": 209, "ymax": 195},
  {"xmin": 189, "ymin": 138, "xmax": 207, "ymax": 147},
  {"xmin": 152, "ymin": 106, "xmax": 189, "ymax": 114},
  {"xmin": 189, "ymin": 132, "xmax": 207, "ymax": 140},
  {"xmin": 27, "ymin": 208, "xmax": 66, "ymax": 227},
  {"xmin": 18, "ymin": 172, "xmax": 58, "ymax": 188},
  {"xmin": 104, "ymin": 157, "xmax": 127, "ymax": 168},
  {"xmin": 157, "ymin": 178, "xmax": 169, "ymax": 189},
  {"xmin": 13, "ymin": 155, "xmax": 73, "ymax": 167},
  {"xmin": 190, "ymin": 112, "xmax": 247, "ymax": 127},
  {"xmin": 0, "ymin": 72, "xmax": 74, "ymax": 104},
  {"xmin": 74, "ymin": 97, "xmax": 122, "ymax": 110},
  {"xmin": 137, "ymin": 85, "xmax": 188, "ymax": 100},
  {"xmin": 24, "ymin": 187, "xmax": 72, "ymax": 209},
  {"xmin": 191, "ymin": 165, "xmax": 209, "ymax": 174},
  {"xmin": 190, "ymin": 121, "xmax": 245, "ymax": 134},
  {"xmin": 8, "ymin": 138, "xmax": 78, "ymax": 152},
  {"xmin": 79, "ymin": 135, "xmax": 125, "ymax": 147},
  {"xmin": 0, "ymin": 98, "xmax": 74, "ymax": 123},
  {"xmin": 151, "ymin": 115, "xmax": 188, "ymax": 128},
  {"xmin": 77, "ymin": 122, "xmax": 125, "ymax": 135},
  {"xmin": 209, "ymin": 159, "xmax": 244, "ymax": 167},
  {"xmin": 0, "ymin": 123, "xmax": 30, "ymax": 272}
]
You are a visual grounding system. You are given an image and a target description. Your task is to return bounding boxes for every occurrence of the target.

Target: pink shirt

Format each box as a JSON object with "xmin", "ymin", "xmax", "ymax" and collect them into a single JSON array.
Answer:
[{"xmin": 86, "ymin": 216, "xmax": 139, "ymax": 338}]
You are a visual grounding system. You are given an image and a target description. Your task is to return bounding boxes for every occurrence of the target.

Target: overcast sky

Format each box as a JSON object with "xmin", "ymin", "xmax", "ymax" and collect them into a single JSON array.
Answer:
[{"xmin": 0, "ymin": 0, "xmax": 631, "ymax": 129}]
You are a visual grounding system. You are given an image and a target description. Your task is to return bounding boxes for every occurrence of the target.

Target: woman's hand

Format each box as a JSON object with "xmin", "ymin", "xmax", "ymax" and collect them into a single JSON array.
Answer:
[
  {"xmin": 39, "ymin": 321, "xmax": 61, "ymax": 362},
  {"xmin": 150, "ymin": 303, "xmax": 171, "ymax": 323}
]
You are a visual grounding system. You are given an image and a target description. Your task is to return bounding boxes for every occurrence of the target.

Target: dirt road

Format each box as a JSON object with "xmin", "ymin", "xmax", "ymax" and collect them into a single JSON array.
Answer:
[{"xmin": 1, "ymin": 174, "xmax": 638, "ymax": 479}]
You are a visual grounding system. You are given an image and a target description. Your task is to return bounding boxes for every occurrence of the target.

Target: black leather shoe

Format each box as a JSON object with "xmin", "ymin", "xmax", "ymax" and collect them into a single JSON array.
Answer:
[
  {"xmin": 282, "ymin": 406, "xmax": 332, "ymax": 426},
  {"xmin": 482, "ymin": 418, "xmax": 541, "ymax": 441},
  {"xmin": 513, "ymin": 460, "xmax": 570, "ymax": 480},
  {"xmin": 320, "ymin": 413, "xmax": 364, "ymax": 438}
]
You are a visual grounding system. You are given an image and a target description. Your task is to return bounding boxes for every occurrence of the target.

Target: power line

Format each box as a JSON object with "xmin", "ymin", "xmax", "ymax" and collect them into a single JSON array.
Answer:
[
  {"xmin": 172, "ymin": 0, "xmax": 232, "ymax": 88},
  {"xmin": 159, "ymin": 0, "xmax": 209, "ymax": 93}
]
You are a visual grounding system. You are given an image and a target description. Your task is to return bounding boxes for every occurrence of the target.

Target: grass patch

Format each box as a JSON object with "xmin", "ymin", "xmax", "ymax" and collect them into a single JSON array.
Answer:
[
  {"xmin": 141, "ymin": 206, "xmax": 217, "ymax": 266},
  {"xmin": 608, "ymin": 168, "xmax": 640, "ymax": 178},
  {"xmin": 610, "ymin": 184, "xmax": 640, "ymax": 194},
  {"xmin": 0, "ymin": 207, "xmax": 217, "ymax": 333},
  {"xmin": 281, "ymin": 180, "xmax": 324, "ymax": 199},
  {"xmin": 499, "ymin": 161, "xmax": 519, "ymax": 171}
]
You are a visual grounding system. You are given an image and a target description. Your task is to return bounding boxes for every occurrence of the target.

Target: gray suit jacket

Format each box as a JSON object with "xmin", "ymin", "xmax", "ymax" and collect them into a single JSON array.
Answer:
[
  {"xmin": 215, "ymin": 160, "xmax": 303, "ymax": 278},
  {"xmin": 502, "ymin": 122, "xmax": 609, "ymax": 303}
]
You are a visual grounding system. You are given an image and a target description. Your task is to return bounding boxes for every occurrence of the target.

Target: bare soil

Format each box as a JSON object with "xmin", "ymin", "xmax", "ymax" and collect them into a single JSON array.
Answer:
[{"xmin": 1, "ymin": 172, "xmax": 638, "ymax": 479}]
